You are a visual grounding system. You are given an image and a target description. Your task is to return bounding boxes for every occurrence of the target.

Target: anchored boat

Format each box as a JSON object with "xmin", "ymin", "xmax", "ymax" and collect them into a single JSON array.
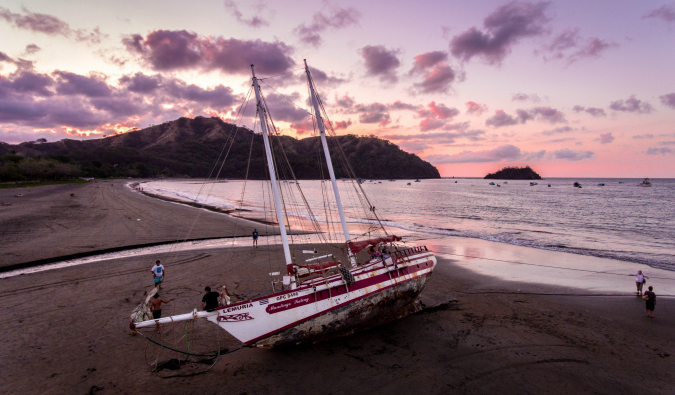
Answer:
[{"xmin": 130, "ymin": 61, "xmax": 437, "ymax": 348}]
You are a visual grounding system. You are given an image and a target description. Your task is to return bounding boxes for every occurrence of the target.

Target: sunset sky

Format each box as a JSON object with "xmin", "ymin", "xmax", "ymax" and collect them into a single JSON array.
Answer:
[{"xmin": 1, "ymin": 1, "xmax": 674, "ymax": 177}]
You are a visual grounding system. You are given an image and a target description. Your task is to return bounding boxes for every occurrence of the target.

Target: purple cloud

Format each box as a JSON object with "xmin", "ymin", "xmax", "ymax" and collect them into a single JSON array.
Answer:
[
  {"xmin": 294, "ymin": 7, "xmax": 360, "ymax": 47},
  {"xmin": 260, "ymin": 92, "xmax": 309, "ymax": 123},
  {"xmin": 609, "ymin": 95, "xmax": 654, "ymax": 114},
  {"xmin": 660, "ymin": 93, "xmax": 675, "ymax": 109},
  {"xmin": 53, "ymin": 71, "xmax": 112, "ymax": 97},
  {"xmin": 388, "ymin": 101, "xmax": 420, "ymax": 111},
  {"xmin": 383, "ymin": 130, "xmax": 486, "ymax": 146},
  {"xmin": 355, "ymin": 102, "xmax": 390, "ymax": 126},
  {"xmin": 572, "ymin": 105, "xmax": 606, "ymax": 117},
  {"xmin": 24, "ymin": 44, "xmax": 41, "ymax": 54},
  {"xmin": 123, "ymin": 30, "xmax": 295, "ymax": 75},
  {"xmin": 646, "ymin": 147, "xmax": 673, "ymax": 155},
  {"xmin": 164, "ymin": 79, "xmax": 238, "ymax": 108},
  {"xmin": 450, "ymin": 2, "xmax": 550, "ymax": 64},
  {"xmin": 598, "ymin": 132, "xmax": 614, "ymax": 144},
  {"xmin": 425, "ymin": 144, "xmax": 525, "ymax": 163},
  {"xmin": 542, "ymin": 126, "xmax": 574, "ymax": 136},
  {"xmin": 643, "ymin": 5, "xmax": 675, "ymax": 23},
  {"xmin": 465, "ymin": 101, "xmax": 488, "ymax": 116},
  {"xmin": 0, "ymin": 6, "xmax": 105, "ymax": 44},
  {"xmin": 8, "ymin": 71, "xmax": 54, "ymax": 97},
  {"xmin": 119, "ymin": 72, "xmax": 162, "ymax": 93},
  {"xmin": 224, "ymin": 1, "xmax": 269, "ymax": 28},
  {"xmin": 550, "ymin": 148, "xmax": 595, "ymax": 161},
  {"xmin": 334, "ymin": 93, "xmax": 355, "ymax": 109},
  {"xmin": 486, "ymin": 110, "xmax": 519, "ymax": 127},
  {"xmin": 512, "ymin": 93, "xmax": 540, "ymax": 102},
  {"xmin": 530, "ymin": 106, "xmax": 566, "ymax": 123},
  {"xmin": 409, "ymin": 51, "xmax": 457, "ymax": 93},
  {"xmin": 632, "ymin": 134, "xmax": 654, "ymax": 139},
  {"xmin": 359, "ymin": 45, "xmax": 401, "ymax": 83},
  {"xmin": 541, "ymin": 29, "xmax": 615, "ymax": 64}
]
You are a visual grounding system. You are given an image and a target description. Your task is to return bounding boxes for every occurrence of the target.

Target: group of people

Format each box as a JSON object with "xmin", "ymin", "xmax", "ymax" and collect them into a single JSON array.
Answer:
[
  {"xmin": 148, "ymin": 259, "xmax": 236, "ymax": 321},
  {"xmin": 634, "ymin": 270, "xmax": 657, "ymax": 318},
  {"xmin": 367, "ymin": 245, "xmax": 390, "ymax": 260}
]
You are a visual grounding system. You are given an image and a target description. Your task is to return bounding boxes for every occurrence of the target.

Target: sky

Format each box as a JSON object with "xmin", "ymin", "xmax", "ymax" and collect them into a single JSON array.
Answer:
[{"xmin": 0, "ymin": 0, "xmax": 674, "ymax": 177}]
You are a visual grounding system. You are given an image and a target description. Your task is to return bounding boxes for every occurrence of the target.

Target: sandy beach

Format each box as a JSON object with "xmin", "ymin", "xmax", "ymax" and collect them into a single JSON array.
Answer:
[{"xmin": 1, "ymin": 182, "xmax": 674, "ymax": 394}]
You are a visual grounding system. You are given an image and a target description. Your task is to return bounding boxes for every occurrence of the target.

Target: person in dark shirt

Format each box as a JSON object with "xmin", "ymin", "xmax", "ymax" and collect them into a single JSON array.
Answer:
[
  {"xmin": 644, "ymin": 286, "xmax": 656, "ymax": 318},
  {"xmin": 201, "ymin": 286, "xmax": 220, "ymax": 311},
  {"xmin": 252, "ymin": 229, "xmax": 259, "ymax": 247}
]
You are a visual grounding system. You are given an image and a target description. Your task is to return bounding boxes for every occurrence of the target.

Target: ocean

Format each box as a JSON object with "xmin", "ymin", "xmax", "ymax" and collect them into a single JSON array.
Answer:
[{"xmin": 143, "ymin": 178, "xmax": 675, "ymax": 272}]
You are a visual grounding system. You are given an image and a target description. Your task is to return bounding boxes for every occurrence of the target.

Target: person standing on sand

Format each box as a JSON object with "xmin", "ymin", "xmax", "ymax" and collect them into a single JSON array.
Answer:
[
  {"xmin": 201, "ymin": 286, "xmax": 220, "ymax": 312},
  {"xmin": 252, "ymin": 229, "xmax": 259, "ymax": 247},
  {"xmin": 644, "ymin": 286, "xmax": 656, "ymax": 317},
  {"xmin": 151, "ymin": 260, "xmax": 165, "ymax": 288},
  {"xmin": 150, "ymin": 294, "xmax": 174, "ymax": 319},
  {"xmin": 633, "ymin": 270, "xmax": 648, "ymax": 295}
]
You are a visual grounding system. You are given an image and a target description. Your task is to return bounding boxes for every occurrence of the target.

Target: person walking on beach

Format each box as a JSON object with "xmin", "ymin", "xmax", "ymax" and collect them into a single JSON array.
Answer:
[
  {"xmin": 151, "ymin": 260, "xmax": 165, "ymax": 288},
  {"xmin": 252, "ymin": 229, "xmax": 259, "ymax": 247},
  {"xmin": 150, "ymin": 294, "xmax": 174, "ymax": 320},
  {"xmin": 644, "ymin": 286, "xmax": 656, "ymax": 318},
  {"xmin": 201, "ymin": 286, "xmax": 220, "ymax": 312},
  {"xmin": 633, "ymin": 270, "xmax": 648, "ymax": 296}
]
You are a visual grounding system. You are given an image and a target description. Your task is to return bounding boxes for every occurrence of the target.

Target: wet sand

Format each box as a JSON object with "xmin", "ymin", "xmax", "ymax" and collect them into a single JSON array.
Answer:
[
  {"xmin": 0, "ymin": 181, "xmax": 265, "ymax": 270},
  {"xmin": 1, "ymin": 183, "xmax": 674, "ymax": 394}
]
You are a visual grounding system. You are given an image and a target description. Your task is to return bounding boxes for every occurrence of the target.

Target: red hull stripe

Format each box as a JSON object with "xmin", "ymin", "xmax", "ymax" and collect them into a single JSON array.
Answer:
[{"xmin": 244, "ymin": 265, "xmax": 433, "ymax": 345}]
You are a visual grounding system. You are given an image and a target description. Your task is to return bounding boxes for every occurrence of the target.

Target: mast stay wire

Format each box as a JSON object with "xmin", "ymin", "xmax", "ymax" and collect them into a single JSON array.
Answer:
[{"xmin": 163, "ymin": 85, "xmax": 254, "ymax": 266}]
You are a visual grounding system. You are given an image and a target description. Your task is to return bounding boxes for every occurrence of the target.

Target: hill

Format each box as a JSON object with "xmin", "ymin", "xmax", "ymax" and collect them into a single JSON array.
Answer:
[
  {"xmin": 0, "ymin": 116, "xmax": 440, "ymax": 181},
  {"xmin": 484, "ymin": 166, "xmax": 542, "ymax": 180}
]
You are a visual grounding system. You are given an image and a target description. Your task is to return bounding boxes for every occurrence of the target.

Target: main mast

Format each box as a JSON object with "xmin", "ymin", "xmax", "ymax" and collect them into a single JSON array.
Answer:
[
  {"xmin": 304, "ymin": 60, "xmax": 357, "ymax": 267},
  {"xmin": 251, "ymin": 65, "xmax": 293, "ymax": 272}
]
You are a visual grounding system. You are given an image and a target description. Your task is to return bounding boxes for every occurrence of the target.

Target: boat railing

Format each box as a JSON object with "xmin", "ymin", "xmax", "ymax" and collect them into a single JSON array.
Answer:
[{"xmin": 393, "ymin": 246, "xmax": 429, "ymax": 263}]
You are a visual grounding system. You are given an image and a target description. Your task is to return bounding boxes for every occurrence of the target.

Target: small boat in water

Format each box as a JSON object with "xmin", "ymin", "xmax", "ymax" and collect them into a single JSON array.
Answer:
[
  {"xmin": 598, "ymin": 183, "xmax": 605, "ymax": 186},
  {"xmin": 548, "ymin": 184, "xmax": 551, "ymax": 187},
  {"xmin": 489, "ymin": 182, "xmax": 495, "ymax": 185},
  {"xmin": 414, "ymin": 179, "xmax": 420, "ymax": 183},
  {"xmin": 574, "ymin": 182, "xmax": 582, "ymax": 188},
  {"xmin": 530, "ymin": 182, "xmax": 538, "ymax": 186},
  {"xmin": 638, "ymin": 178, "xmax": 652, "ymax": 187}
]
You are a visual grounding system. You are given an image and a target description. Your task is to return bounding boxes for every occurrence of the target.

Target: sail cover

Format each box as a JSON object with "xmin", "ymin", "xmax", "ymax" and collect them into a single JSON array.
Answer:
[{"xmin": 348, "ymin": 235, "xmax": 401, "ymax": 254}]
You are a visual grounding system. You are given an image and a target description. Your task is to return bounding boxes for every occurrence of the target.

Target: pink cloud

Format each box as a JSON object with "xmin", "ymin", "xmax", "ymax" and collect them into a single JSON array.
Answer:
[{"xmin": 465, "ymin": 101, "xmax": 488, "ymax": 116}]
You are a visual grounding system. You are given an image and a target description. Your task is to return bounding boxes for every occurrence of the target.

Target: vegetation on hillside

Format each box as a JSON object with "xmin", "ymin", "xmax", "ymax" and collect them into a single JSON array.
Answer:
[
  {"xmin": 484, "ymin": 166, "xmax": 542, "ymax": 180},
  {"xmin": 0, "ymin": 117, "xmax": 440, "ymax": 181}
]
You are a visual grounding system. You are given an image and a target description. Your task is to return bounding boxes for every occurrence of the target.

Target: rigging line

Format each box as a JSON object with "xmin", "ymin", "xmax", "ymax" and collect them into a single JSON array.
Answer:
[
  {"xmin": 258, "ymin": 67, "xmax": 304, "ymax": 81},
  {"xmin": 164, "ymin": 85, "xmax": 254, "ymax": 261}
]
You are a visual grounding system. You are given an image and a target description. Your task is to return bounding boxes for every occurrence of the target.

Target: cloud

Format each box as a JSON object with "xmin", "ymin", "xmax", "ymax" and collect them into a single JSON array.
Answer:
[
  {"xmin": 356, "ymin": 102, "xmax": 391, "ymax": 126},
  {"xmin": 609, "ymin": 95, "xmax": 654, "ymax": 114},
  {"xmin": 485, "ymin": 110, "xmax": 518, "ymax": 127},
  {"xmin": 646, "ymin": 147, "xmax": 673, "ymax": 155},
  {"xmin": 388, "ymin": 100, "xmax": 420, "ymax": 111},
  {"xmin": 303, "ymin": 66, "xmax": 349, "ymax": 87},
  {"xmin": 383, "ymin": 130, "xmax": 486, "ymax": 146},
  {"xmin": 643, "ymin": 5, "xmax": 675, "ymax": 23},
  {"xmin": 542, "ymin": 126, "xmax": 574, "ymax": 136},
  {"xmin": 598, "ymin": 132, "xmax": 614, "ymax": 144},
  {"xmin": 486, "ymin": 107, "xmax": 565, "ymax": 128},
  {"xmin": 358, "ymin": 45, "xmax": 401, "ymax": 83},
  {"xmin": 425, "ymin": 144, "xmax": 527, "ymax": 163},
  {"xmin": 119, "ymin": 72, "xmax": 162, "ymax": 93},
  {"xmin": 224, "ymin": 1, "xmax": 269, "ymax": 28},
  {"xmin": 632, "ymin": 134, "xmax": 654, "ymax": 139},
  {"xmin": 409, "ymin": 51, "xmax": 448, "ymax": 73},
  {"xmin": 54, "ymin": 71, "xmax": 112, "ymax": 98},
  {"xmin": 24, "ymin": 44, "xmax": 41, "ymax": 54},
  {"xmin": 548, "ymin": 137, "xmax": 575, "ymax": 143},
  {"xmin": 417, "ymin": 101, "xmax": 460, "ymax": 131},
  {"xmin": 541, "ymin": 28, "xmax": 616, "ymax": 64},
  {"xmin": 465, "ymin": 101, "xmax": 488, "ymax": 116},
  {"xmin": 408, "ymin": 51, "xmax": 457, "ymax": 93},
  {"xmin": 450, "ymin": 1, "xmax": 550, "ymax": 64},
  {"xmin": 550, "ymin": 148, "xmax": 595, "ymax": 161},
  {"xmin": 0, "ymin": 6, "xmax": 106, "ymax": 44},
  {"xmin": 163, "ymin": 79, "xmax": 238, "ymax": 108},
  {"xmin": 123, "ymin": 30, "xmax": 295, "ymax": 75},
  {"xmin": 261, "ymin": 92, "xmax": 309, "ymax": 123},
  {"xmin": 294, "ymin": 7, "xmax": 360, "ymax": 47},
  {"xmin": 572, "ymin": 105, "xmax": 606, "ymax": 117},
  {"xmin": 659, "ymin": 141, "xmax": 675, "ymax": 146},
  {"xmin": 332, "ymin": 119, "xmax": 352, "ymax": 130},
  {"xmin": 512, "ymin": 93, "xmax": 540, "ymax": 102},
  {"xmin": 334, "ymin": 93, "xmax": 355, "ymax": 109},
  {"xmin": 660, "ymin": 93, "xmax": 675, "ymax": 109}
]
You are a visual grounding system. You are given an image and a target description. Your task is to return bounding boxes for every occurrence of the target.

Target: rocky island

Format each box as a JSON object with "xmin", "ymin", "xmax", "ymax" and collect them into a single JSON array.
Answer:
[{"xmin": 484, "ymin": 166, "xmax": 542, "ymax": 180}]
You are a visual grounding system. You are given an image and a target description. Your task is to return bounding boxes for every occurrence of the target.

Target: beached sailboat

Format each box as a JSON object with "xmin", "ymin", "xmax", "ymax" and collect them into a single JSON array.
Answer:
[{"xmin": 130, "ymin": 61, "xmax": 437, "ymax": 348}]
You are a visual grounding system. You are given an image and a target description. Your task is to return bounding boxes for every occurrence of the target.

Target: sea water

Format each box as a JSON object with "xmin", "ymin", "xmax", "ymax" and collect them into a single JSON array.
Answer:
[{"xmin": 142, "ymin": 178, "xmax": 675, "ymax": 272}]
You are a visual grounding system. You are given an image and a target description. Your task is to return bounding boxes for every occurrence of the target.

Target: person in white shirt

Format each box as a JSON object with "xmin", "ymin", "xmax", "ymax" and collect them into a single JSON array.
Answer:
[
  {"xmin": 151, "ymin": 260, "xmax": 165, "ymax": 288},
  {"xmin": 633, "ymin": 270, "xmax": 648, "ymax": 296}
]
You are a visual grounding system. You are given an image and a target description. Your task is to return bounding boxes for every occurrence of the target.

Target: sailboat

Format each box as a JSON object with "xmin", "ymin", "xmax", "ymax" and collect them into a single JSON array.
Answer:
[{"xmin": 130, "ymin": 61, "xmax": 437, "ymax": 348}]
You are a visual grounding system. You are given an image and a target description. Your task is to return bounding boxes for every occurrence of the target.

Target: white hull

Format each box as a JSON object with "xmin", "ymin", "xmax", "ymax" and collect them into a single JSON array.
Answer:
[{"xmin": 134, "ymin": 247, "xmax": 436, "ymax": 347}]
